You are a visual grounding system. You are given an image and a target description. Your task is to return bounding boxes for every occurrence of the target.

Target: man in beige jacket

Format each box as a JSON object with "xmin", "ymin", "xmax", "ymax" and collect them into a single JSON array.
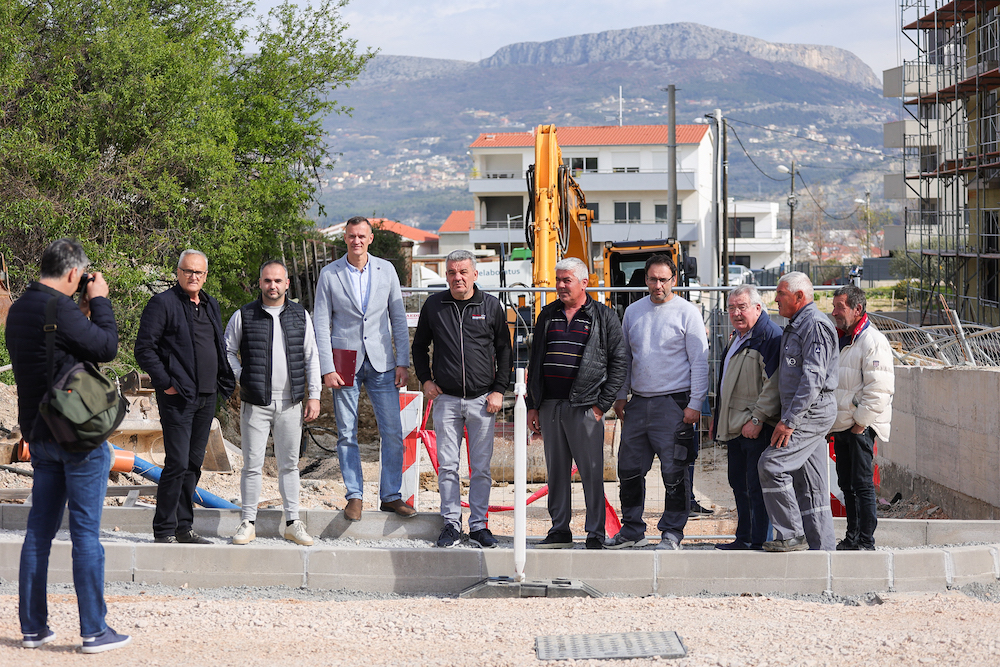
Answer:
[{"xmin": 830, "ymin": 285, "xmax": 894, "ymax": 551}]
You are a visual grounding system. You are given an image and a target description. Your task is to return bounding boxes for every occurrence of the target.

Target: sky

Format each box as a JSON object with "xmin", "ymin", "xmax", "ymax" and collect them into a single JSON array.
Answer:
[{"xmin": 254, "ymin": 0, "xmax": 907, "ymax": 78}]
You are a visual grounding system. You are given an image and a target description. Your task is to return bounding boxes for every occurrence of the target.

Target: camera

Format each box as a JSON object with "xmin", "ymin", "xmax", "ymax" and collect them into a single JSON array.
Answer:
[{"xmin": 77, "ymin": 272, "xmax": 95, "ymax": 294}]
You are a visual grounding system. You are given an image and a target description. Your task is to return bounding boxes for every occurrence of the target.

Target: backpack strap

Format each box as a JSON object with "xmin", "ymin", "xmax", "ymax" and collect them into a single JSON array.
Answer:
[{"xmin": 43, "ymin": 295, "xmax": 60, "ymax": 391}]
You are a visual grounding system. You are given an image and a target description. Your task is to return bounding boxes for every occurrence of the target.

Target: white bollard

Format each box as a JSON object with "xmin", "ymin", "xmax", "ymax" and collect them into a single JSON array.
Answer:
[{"xmin": 514, "ymin": 368, "xmax": 527, "ymax": 582}]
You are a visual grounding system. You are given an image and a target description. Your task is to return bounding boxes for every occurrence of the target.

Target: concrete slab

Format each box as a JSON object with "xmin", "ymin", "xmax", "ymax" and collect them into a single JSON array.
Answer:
[
  {"xmin": 873, "ymin": 519, "xmax": 928, "ymax": 548},
  {"xmin": 307, "ymin": 547, "xmax": 482, "ymax": 594},
  {"xmin": 0, "ymin": 539, "xmax": 133, "ymax": 584},
  {"xmin": 830, "ymin": 551, "xmax": 891, "ymax": 595},
  {"xmin": 101, "ymin": 507, "xmax": 155, "ymax": 534},
  {"xmin": 944, "ymin": 545, "xmax": 998, "ymax": 587},
  {"xmin": 311, "ymin": 510, "xmax": 441, "ymax": 542},
  {"xmin": 482, "ymin": 549, "xmax": 656, "ymax": 597},
  {"xmin": 891, "ymin": 549, "xmax": 948, "ymax": 592},
  {"xmin": 0, "ymin": 539, "xmax": 22, "ymax": 582},
  {"xmin": 927, "ymin": 521, "xmax": 1000, "ymax": 545},
  {"xmin": 656, "ymin": 550, "xmax": 829, "ymax": 596},
  {"xmin": 133, "ymin": 543, "xmax": 305, "ymax": 588}
]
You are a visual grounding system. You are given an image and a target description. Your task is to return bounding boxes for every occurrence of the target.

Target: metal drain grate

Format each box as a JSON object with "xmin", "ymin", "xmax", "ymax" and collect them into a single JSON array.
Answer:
[{"xmin": 535, "ymin": 630, "xmax": 687, "ymax": 661}]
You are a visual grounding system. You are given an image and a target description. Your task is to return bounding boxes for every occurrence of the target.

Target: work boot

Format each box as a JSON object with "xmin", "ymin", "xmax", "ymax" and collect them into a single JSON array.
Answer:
[
  {"xmin": 344, "ymin": 498, "xmax": 363, "ymax": 522},
  {"xmin": 762, "ymin": 535, "xmax": 808, "ymax": 552}
]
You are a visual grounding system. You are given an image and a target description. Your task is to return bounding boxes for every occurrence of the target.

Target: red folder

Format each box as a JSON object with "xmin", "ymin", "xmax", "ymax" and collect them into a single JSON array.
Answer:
[{"xmin": 332, "ymin": 349, "xmax": 357, "ymax": 387}]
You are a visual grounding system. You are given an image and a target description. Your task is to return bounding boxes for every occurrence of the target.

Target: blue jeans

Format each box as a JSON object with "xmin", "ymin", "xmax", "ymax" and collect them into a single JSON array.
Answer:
[
  {"xmin": 20, "ymin": 440, "xmax": 110, "ymax": 638},
  {"xmin": 332, "ymin": 358, "xmax": 404, "ymax": 502},
  {"xmin": 726, "ymin": 427, "xmax": 773, "ymax": 547}
]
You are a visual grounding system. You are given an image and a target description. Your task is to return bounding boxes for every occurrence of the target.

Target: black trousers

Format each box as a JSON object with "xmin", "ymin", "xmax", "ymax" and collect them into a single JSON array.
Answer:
[
  {"xmin": 832, "ymin": 427, "xmax": 877, "ymax": 548},
  {"xmin": 153, "ymin": 391, "xmax": 216, "ymax": 538}
]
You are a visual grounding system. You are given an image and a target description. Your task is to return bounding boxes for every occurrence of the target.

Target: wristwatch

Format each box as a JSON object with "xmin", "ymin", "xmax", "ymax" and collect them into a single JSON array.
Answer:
[{"xmin": 750, "ymin": 417, "xmax": 760, "ymax": 426}]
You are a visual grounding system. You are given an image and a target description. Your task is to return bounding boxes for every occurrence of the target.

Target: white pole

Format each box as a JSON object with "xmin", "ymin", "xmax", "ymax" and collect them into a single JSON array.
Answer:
[{"xmin": 513, "ymin": 368, "xmax": 527, "ymax": 581}]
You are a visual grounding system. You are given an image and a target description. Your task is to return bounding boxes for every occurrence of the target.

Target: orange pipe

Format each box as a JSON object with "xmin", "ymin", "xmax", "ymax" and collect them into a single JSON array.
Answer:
[{"xmin": 110, "ymin": 447, "xmax": 135, "ymax": 473}]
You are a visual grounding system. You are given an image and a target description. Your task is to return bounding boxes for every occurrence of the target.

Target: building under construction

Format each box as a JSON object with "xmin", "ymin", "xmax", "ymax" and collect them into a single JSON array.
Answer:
[{"xmin": 886, "ymin": 0, "xmax": 1000, "ymax": 325}]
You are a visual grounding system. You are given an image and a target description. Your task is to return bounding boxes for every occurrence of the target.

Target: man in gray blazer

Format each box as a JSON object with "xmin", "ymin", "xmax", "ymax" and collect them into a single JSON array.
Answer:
[{"xmin": 313, "ymin": 217, "xmax": 414, "ymax": 521}]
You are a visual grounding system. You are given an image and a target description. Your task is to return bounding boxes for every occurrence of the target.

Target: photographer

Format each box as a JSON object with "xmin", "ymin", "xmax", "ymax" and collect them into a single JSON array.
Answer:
[{"xmin": 5, "ymin": 238, "xmax": 131, "ymax": 653}]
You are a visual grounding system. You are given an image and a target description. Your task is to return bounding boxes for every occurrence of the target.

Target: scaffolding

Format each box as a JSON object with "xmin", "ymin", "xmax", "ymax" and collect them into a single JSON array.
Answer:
[{"xmin": 891, "ymin": 0, "xmax": 1000, "ymax": 325}]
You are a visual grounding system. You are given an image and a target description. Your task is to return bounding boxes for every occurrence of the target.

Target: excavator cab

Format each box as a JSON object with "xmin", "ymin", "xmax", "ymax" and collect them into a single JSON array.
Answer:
[{"xmin": 603, "ymin": 240, "xmax": 693, "ymax": 319}]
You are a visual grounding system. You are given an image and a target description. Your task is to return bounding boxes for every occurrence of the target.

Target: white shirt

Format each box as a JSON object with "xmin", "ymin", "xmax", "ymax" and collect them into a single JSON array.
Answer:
[{"xmin": 346, "ymin": 258, "xmax": 371, "ymax": 313}]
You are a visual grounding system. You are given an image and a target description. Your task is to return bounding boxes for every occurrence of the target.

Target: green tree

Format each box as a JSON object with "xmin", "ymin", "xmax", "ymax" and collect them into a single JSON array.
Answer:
[{"xmin": 0, "ymin": 0, "xmax": 375, "ymax": 366}]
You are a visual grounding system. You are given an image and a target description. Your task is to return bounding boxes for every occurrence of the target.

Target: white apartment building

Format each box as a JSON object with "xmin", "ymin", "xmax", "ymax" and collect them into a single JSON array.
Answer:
[
  {"xmin": 725, "ymin": 201, "xmax": 790, "ymax": 270},
  {"xmin": 466, "ymin": 125, "xmax": 720, "ymax": 284}
]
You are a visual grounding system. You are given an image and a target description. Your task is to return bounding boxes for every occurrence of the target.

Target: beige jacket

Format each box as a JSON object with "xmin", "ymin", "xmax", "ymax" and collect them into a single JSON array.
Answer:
[{"xmin": 832, "ymin": 321, "xmax": 895, "ymax": 441}]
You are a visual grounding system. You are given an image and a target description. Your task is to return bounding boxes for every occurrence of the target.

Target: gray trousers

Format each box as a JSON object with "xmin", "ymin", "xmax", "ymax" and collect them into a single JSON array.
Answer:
[
  {"xmin": 240, "ymin": 398, "xmax": 303, "ymax": 522},
  {"xmin": 617, "ymin": 395, "xmax": 690, "ymax": 543},
  {"xmin": 433, "ymin": 393, "xmax": 496, "ymax": 532},
  {"xmin": 539, "ymin": 399, "xmax": 606, "ymax": 539},
  {"xmin": 758, "ymin": 409, "xmax": 835, "ymax": 550}
]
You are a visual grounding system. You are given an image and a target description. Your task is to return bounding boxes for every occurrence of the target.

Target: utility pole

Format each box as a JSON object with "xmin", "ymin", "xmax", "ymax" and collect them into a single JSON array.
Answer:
[
  {"xmin": 705, "ymin": 109, "xmax": 722, "ymax": 288},
  {"xmin": 721, "ymin": 117, "xmax": 729, "ymax": 286},
  {"xmin": 666, "ymin": 85, "xmax": 677, "ymax": 241},
  {"xmin": 778, "ymin": 160, "xmax": 798, "ymax": 270}
]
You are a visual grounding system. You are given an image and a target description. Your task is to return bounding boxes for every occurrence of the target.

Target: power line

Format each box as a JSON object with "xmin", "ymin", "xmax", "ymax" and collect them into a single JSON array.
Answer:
[
  {"xmin": 727, "ymin": 117, "xmax": 888, "ymax": 157},
  {"xmin": 727, "ymin": 125, "xmax": 786, "ymax": 181},
  {"xmin": 796, "ymin": 171, "xmax": 864, "ymax": 221}
]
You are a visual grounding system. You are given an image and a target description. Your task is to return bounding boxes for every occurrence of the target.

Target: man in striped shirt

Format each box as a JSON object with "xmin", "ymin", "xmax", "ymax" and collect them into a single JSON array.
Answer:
[{"xmin": 526, "ymin": 258, "xmax": 627, "ymax": 549}]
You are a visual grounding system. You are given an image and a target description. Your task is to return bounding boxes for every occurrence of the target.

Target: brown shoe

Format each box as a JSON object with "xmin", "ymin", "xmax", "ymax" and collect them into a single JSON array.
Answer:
[
  {"xmin": 344, "ymin": 498, "xmax": 363, "ymax": 522},
  {"xmin": 379, "ymin": 499, "xmax": 416, "ymax": 518}
]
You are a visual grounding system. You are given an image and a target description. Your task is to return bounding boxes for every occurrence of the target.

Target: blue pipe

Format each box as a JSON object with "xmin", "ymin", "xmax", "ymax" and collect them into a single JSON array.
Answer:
[{"xmin": 119, "ymin": 446, "xmax": 239, "ymax": 510}]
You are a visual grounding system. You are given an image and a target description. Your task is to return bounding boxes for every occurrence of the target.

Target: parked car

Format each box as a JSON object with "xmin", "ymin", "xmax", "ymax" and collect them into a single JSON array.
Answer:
[{"xmin": 727, "ymin": 264, "xmax": 754, "ymax": 286}]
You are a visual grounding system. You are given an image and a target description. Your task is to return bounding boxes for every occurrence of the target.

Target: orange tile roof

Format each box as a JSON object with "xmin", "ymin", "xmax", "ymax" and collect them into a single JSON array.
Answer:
[
  {"xmin": 369, "ymin": 218, "xmax": 439, "ymax": 243},
  {"xmin": 438, "ymin": 210, "xmax": 475, "ymax": 233},
  {"xmin": 470, "ymin": 124, "xmax": 709, "ymax": 148}
]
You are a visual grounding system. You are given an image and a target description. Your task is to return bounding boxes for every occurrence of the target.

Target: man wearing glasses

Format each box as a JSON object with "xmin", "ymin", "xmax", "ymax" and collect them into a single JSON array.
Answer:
[
  {"xmin": 608, "ymin": 255, "xmax": 709, "ymax": 550},
  {"xmin": 136, "ymin": 250, "xmax": 235, "ymax": 543}
]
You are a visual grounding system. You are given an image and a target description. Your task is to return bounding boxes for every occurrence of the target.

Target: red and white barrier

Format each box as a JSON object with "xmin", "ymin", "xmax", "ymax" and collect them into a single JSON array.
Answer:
[{"xmin": 399, "ymin": 391, "xmax": 423, "ymax": 510}]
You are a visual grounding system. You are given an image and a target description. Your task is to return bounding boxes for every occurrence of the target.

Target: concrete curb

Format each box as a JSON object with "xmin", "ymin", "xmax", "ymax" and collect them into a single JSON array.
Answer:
[{"xmin": 2, "ymin": 508, "xmax": 1000, "ymax": 596}]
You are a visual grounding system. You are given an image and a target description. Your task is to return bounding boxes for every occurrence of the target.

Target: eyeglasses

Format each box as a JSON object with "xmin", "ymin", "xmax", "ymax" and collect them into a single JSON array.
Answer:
[
  {"xmin": 179, "ymin": 268, "xmax": 207, "ymax": 278},
  {"xmin": 728, "ymin": 303, "xmax": 758, "ymax": 313},
  {"xmin": 645, "ymin": 276, "xmax": 675, "ymax": 284}
]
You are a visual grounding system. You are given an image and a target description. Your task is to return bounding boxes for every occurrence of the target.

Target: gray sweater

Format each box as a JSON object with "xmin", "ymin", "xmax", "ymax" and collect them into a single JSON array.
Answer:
[{"xmin": 617, "ymin": 295, "xmax": 709, "ymax": 411}]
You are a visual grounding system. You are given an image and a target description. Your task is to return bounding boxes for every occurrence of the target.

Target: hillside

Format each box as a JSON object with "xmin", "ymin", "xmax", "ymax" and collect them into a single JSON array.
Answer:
[{"xmin": 312, "ymin": 23, "xmax": 898, "ymax": 229}]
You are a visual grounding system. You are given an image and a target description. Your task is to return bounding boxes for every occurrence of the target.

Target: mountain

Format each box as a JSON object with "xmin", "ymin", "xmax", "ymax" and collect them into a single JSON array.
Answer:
[{"xmin": 313, "ymin": 23, "xmax": 898, "ymax": 229}]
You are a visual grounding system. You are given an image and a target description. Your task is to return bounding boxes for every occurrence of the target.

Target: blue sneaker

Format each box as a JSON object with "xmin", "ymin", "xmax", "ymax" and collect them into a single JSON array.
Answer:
[
  {"xmin": 22, "ymin": 628, "xmax": 56, "ymax": 648},
  {"xmin": 81, "ymin": 626, "xmax": 132, "ymax": 654}
]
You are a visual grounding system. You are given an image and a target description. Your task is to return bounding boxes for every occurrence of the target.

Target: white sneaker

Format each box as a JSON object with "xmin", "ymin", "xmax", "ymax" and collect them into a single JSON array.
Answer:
[
  {"xmin": 284, "ymin": 520, "xmax": 314, "ymax": 546},
  {"xmin": 232, "ymin": 520, "xmax": 256, "ymax": 545}
]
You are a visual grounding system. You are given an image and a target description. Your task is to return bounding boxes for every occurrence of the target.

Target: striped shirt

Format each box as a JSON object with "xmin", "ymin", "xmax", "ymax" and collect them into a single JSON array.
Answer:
[{"xmin": 542, "ymin": 308, "xmax": 592, "ymax": 399}]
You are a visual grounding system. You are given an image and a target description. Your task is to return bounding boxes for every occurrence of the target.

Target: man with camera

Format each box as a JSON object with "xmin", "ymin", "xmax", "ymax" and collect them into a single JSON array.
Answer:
[
  {"xmin": 135, "ymin": 249, "xmax": 235, "ymax": 544},
  {"xmin": 608, "ymin": 254, "xmax": 709, "ymax": 551},
  {"xmin": 6, "ymin": 238, "xmax": 131, "ymax": 652}
]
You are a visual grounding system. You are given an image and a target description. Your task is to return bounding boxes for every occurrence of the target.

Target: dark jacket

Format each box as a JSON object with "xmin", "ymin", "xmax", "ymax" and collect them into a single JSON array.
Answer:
[
  {"xmin": 526, "ymin": 296, "xmax": 627, "ymax": 413},
  {"xmin": 412, "ymin": 285, "xmax": 512, "ymax": 399},
  {"xmin": 5, "ymin": 282, "xmax": 119, "ymax": 443},
  {"xmin": 134, "ymin": 283, "xmax": 235, "ymax": 402},
  {"xmin": 238, "ymin": 299, "xmax": 308, "ymax": 406}
]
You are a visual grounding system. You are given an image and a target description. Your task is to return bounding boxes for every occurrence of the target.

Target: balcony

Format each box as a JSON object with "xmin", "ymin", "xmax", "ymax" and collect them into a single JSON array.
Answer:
[
  {"xmin": 469, "ymin": 175, "xmax": 527, "ymax": 194},
  {"xmin": 590, "ymin": 221, "xmax": 700, "ymax": 243},
  {"xmin": 883, "ymin": 119, "xmax": 941, "ymax": 148},
  {"xmin": 576, "ymin": 170, "xmax": 696, "ymax": 192}
]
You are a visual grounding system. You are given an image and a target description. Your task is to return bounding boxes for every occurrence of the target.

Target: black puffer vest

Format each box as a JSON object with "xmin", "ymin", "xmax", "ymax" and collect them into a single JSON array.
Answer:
[{"xmin": 238, "ymin": 299, "xmax": 307, "ymax": 405}]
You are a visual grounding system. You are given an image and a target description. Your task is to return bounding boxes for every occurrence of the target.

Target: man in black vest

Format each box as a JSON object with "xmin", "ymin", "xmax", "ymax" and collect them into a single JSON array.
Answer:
[
  {"xmin": 224, "ymin": 260, "xmax": 321, "ymax": 545},
  {"xmin": 135, "ymin": 249, "xmax": 236, "ymax": 544}
]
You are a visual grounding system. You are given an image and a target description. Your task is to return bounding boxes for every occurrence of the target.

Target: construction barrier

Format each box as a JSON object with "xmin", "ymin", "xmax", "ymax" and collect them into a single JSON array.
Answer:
[{"xmin": 399, "ymin": 390, "xmax": 423, "ymax": 510}]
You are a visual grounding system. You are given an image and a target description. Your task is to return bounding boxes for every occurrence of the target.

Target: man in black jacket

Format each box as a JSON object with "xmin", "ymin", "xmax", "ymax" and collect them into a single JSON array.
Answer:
[
  {"xmin": 135, "ymin": 249, "xmax": 235, "ymax": 544},
  {"xmin": 412, "ymin": 250, "xmax": 512, "ymax": 548},
  {"xmin": 7, "ymin": 238, "xmax": 131, "ymax": 652},
  {"xmin": 526, "ymin": 257, "xmax": 627, "ymax": 549}
]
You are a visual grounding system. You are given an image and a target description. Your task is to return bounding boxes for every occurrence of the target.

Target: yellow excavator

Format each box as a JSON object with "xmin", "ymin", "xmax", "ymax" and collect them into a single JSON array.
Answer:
[{"xmin": 525, "ymin": 124, "xmax": 691, "ymax": 320}]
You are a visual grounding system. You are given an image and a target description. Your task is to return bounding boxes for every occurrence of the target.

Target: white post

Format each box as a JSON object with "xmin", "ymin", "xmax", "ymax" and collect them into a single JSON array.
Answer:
[{"xmin": 513, "ymin": 368, "xmax": 527, "ymax": 582}]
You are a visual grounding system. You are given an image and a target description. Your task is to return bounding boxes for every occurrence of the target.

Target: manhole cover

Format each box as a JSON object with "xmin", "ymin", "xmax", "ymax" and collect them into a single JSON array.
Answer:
[{"xmin": 535, "ymin": 630, "xmax": 687, "ymax": 661}]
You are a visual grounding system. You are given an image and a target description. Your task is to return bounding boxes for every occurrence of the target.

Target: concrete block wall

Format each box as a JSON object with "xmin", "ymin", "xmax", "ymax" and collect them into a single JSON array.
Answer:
[{"xmin": 879, "ymin": 366, "xmax": 1000, "ymax": 518}]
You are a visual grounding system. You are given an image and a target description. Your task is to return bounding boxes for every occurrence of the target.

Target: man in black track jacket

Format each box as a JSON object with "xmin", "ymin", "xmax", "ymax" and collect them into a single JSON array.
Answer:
[{"xmin": 412, "ymin": 250, "xmax": 512, "ymax": 549}]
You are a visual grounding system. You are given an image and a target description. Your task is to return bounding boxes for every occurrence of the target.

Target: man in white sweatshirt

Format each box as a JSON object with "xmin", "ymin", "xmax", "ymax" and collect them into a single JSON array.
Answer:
[
  {"xmin": 609, "ymin": 255, "xmax": 709, "ymax": 550},
  {"xmin": 830, "ymin": 285, "xmax": 894, "ymax": 551}
]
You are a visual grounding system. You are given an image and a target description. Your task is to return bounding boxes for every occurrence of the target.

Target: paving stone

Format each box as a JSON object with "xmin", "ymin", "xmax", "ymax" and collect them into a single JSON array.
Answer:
[
  {"xmin": 307, "ymin": 547, "xmax": 482, "ymax": 594},
  {"xmin": 482, "ymin": 549, "xmax": 656, "ymax": 597},
  {"xmin": 134, "ymin": 543, "xmax": 305, "ymax": 588},
  {"xmin": 892, "ymin": 549, "xmax": 948, "ymax": 592},
  {"xmin": 876, "ymin": 519, "xmax": 928, "ymax": 548},
  {"xmin": 927, "ymin": 521, "xmax": 1000, "ymax": 546},
  {"xmin": 656, "ymin": 550, "xmax": 829, "ymax": 596},
  {"xmin": 945, "ymin": 545, "xmax": 998, "ymax": 587},
  {"xmin": 310, "ymin": 510, "xmax": 441, "ymax": 542},
  {"xmin": 830, "ymin": 550, "xmax": 891, "ymax": 595}
]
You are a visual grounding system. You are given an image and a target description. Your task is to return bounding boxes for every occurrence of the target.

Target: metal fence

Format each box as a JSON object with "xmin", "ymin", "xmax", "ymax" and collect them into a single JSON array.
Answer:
[{"xmin": 870, "ymin": 312, "xmax": 1000, "ymax": 367}]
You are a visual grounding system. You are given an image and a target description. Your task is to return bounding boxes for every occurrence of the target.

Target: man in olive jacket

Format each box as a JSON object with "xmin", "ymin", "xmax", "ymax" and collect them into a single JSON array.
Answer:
[
  {"xmin": 713, "ymin": 285, "xmax": 781, "ymax": 550},
  {"xmin": 526, "ymin": 257, "xmax": 627, "ymax": 549}
]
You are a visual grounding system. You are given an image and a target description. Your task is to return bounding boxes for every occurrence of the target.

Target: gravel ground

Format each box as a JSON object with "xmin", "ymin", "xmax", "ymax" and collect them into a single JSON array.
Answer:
[{"xmin": 1, "ymin": 582, "xmax": 1000, "ymax": 665}]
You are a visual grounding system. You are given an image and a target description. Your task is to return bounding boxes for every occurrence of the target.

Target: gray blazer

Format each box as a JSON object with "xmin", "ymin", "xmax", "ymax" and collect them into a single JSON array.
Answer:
[{"xmin": 313, "ymin": 254, "xmax": 409, "ymax": 376}]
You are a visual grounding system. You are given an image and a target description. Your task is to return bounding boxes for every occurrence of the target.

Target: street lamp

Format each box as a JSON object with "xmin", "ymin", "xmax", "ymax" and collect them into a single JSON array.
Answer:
[
  {"xmin": 777, "ymin": 161, "xmax": 798, "ymax": 270},
  {"xmin": 854, "ymin": 191, "xmax": 871, "ymax": 258}
]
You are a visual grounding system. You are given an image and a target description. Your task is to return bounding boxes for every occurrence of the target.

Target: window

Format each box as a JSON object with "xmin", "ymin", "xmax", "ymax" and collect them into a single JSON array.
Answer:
[
  {"xmin": 614, "ymin": 202, "xmax": 641, "ymax": 224},
  {"xmin": 612, "ymin": 152, "xmax": 639, "ymax": 173},
  {"xmin": 563, "ymin": 157, "xmax": 598, "ymax": 175},
  {"xmin": 728, "ymin": 217, "xmax": 755, "ymax": 238},
  {"xmin": 655, "ymin": 204, "xmax": 683, "ymax": 223},
  {"xmin": 730, "ymin": 255, "xmax": 752, "ymax": 268}
]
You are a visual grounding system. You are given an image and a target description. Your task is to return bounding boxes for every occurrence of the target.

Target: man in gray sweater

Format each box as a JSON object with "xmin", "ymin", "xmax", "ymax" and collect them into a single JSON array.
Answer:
[{"xmin": 609, "ymin": 255, "xmax": 709, "ymax": 550}]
